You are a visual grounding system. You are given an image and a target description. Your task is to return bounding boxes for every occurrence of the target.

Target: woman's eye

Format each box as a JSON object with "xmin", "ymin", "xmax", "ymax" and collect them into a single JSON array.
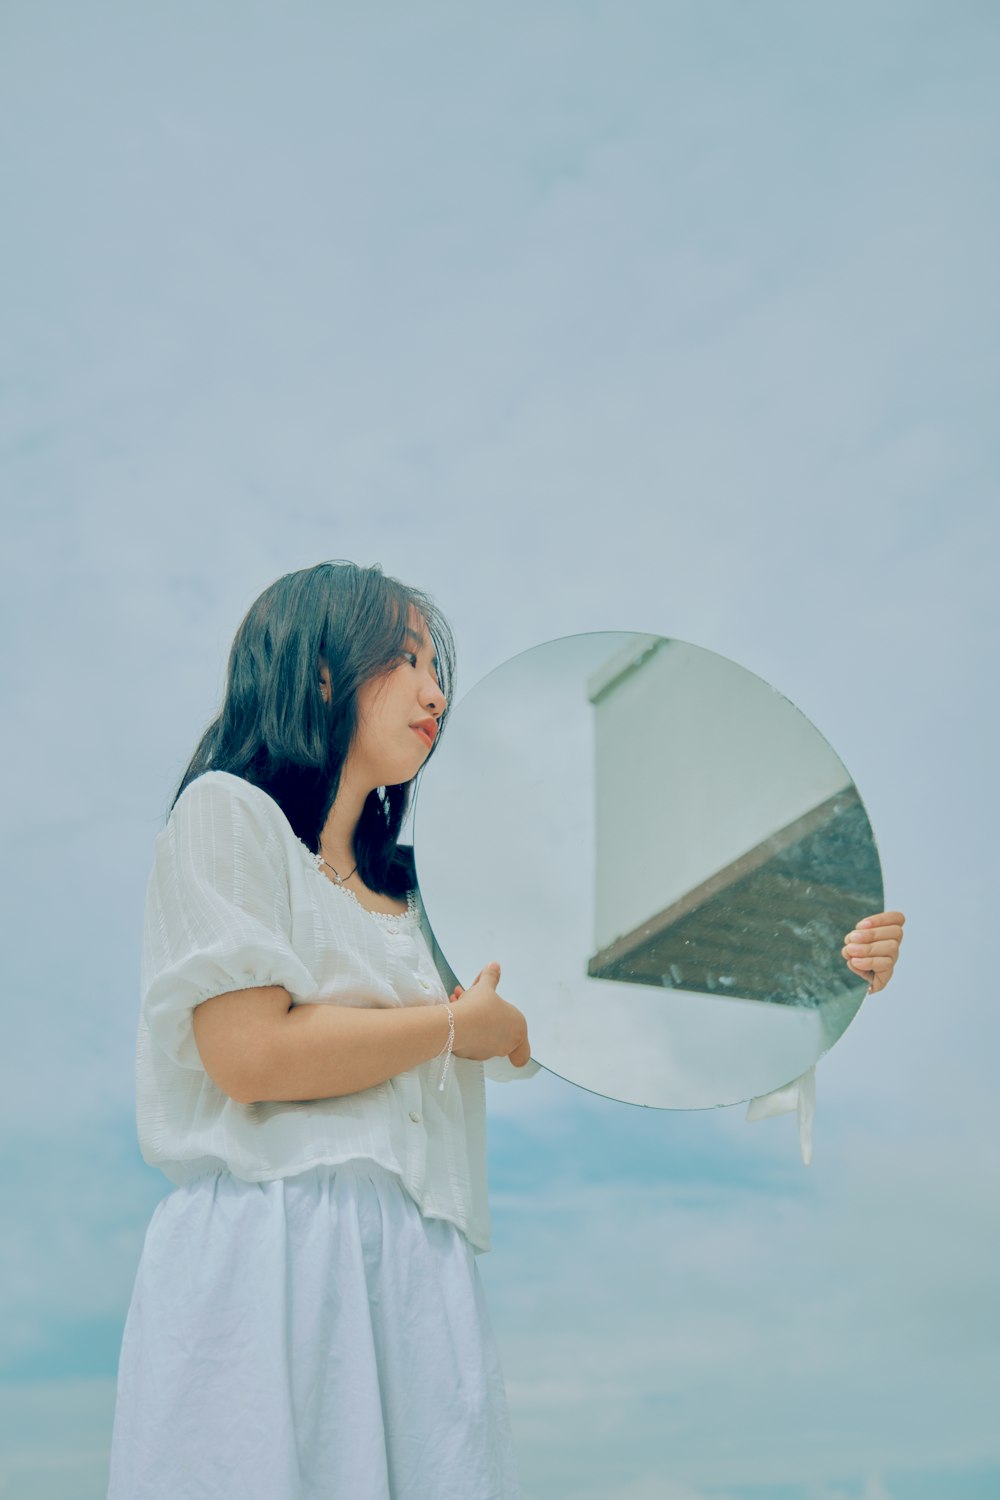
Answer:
[{"xmin": 403, "ymin": 652, "xmax": 418, "ymax": 667}]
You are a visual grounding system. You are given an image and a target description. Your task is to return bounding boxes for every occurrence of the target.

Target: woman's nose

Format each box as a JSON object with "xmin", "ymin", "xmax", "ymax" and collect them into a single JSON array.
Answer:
[{"xmin": 423, "ymin": 677, "xmax": 446, "ymax": 716}]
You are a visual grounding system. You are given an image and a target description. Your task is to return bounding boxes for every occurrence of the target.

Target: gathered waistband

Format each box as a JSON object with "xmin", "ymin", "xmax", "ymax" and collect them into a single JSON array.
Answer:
[
  {"xmin": 169, "ymin": 1155, "xmax": 408, "ymax": 1197},
  {"xmin": 155, "ymin": 1156, "xmax": 478, "ymax": 1254}
]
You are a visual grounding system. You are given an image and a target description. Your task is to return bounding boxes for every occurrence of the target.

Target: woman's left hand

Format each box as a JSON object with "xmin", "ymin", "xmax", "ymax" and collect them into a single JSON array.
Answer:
[{"xmin": 842, "ymin": 910, "xmax": 906, "ymax": 993}]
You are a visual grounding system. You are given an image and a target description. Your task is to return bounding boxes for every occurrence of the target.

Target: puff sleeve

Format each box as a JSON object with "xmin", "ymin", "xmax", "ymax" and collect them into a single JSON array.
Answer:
[{"xmin": 141, "ymin": 774, "xmax": 320, "ymax": 1071}]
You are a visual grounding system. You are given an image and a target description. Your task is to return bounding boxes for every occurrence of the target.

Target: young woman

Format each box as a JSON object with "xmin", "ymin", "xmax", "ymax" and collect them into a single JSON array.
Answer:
[
  {"xmin": 106, "ymin": 559, "xmax": 904, "ymax": 1498},
  {"xmin": 106, "ymin": 561, "xmax": 531, "ymax": 1499}
]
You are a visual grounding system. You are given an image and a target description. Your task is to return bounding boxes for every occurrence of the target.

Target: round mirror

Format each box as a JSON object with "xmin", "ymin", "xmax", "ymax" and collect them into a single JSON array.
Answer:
[{"xmin": 412, "ymin": 632, "xmax": 883, "ymax": 1109}]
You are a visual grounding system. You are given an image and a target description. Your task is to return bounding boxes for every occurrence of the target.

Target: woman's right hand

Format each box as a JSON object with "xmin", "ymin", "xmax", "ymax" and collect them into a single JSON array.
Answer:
[{"xmin": 449, "ymin": 962, "xmax": 532, "ymax": 1067}]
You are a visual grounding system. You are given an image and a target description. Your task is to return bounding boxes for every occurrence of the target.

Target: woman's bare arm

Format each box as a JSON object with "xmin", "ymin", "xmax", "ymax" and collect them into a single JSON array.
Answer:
[
  {"xmin": 191, "ymin": 962, "xmax": 529, "ymax": 1104},
  {"xmin": 192, "ymin": 987, "xmax": 453, "ymax": 1104}
]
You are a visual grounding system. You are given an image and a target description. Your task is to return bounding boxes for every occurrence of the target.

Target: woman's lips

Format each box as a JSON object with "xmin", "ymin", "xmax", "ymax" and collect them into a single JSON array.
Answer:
[{"xmin": 411, "ymin": 725, "xmax": 434, "ymax": 749}]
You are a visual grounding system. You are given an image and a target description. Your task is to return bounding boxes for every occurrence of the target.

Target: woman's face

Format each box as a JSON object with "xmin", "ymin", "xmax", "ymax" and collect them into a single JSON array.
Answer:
[{"xmin": 322, "ymin": 610, "xmax": 447, "ymax": 790}]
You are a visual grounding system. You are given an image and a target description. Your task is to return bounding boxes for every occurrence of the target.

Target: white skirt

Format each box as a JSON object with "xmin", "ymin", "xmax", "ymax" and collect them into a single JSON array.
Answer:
[{"xmin": 106, "ymin": 1159, "xmax": 521, "ymax": 1499}]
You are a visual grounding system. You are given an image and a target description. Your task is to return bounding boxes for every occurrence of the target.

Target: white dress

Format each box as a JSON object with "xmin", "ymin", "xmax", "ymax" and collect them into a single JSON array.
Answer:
[{"xmin": 106, "ymin": 773, "xmax": 522, "ymax": 1499}]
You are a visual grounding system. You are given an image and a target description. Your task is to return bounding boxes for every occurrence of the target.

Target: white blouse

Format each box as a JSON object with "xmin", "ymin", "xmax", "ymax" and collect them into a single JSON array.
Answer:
[{"xmin": 136, "ymin": 770, "xmax": 505, "ymax": 1253}]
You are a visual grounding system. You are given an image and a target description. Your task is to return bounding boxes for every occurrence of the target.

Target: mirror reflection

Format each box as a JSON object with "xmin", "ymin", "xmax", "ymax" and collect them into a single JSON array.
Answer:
[{"xmin": 413, "ymin": 633, "xmax": 883, "ymax": 1109}]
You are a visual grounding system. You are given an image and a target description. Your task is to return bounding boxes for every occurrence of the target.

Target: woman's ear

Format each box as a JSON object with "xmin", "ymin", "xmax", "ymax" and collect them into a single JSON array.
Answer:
[{"xmin": 318, "ymin": 658, "xmax": 332, "ymax": 705}]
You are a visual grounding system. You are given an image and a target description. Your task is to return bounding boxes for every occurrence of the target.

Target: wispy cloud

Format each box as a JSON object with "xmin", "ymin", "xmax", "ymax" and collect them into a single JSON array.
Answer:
[{"xmin": 482, "ymin": 1108, "xmax": 1000, "ymax": 1493}]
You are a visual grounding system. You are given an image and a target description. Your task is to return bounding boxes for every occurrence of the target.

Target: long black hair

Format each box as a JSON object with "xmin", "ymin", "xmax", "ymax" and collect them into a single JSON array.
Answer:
[{"xmin": 170, "ymin": 560, "xmax": 456, "ymax": 896}]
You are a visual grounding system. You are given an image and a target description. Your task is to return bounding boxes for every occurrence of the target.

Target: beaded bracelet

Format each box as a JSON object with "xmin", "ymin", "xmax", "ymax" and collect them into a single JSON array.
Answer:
[{"xmin": 435, "ymin": 1003, "xmax": 455, "ymax": 1092}]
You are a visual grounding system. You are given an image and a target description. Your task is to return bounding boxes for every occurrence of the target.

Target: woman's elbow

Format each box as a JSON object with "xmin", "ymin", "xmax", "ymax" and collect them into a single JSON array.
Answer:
[{"xmin": 191, "ymin": 985, "xmax": 293, "ymax": 1105}]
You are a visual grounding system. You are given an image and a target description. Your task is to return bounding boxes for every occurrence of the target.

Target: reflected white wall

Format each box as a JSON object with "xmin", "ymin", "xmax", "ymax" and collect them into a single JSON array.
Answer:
[{"xmin": 590, "ymin": 636, "xmax": 852, "ymax": 949}]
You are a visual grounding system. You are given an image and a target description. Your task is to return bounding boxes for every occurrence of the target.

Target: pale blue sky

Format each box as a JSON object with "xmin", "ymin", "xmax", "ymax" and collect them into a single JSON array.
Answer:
[{"xmin": 2, "ymin": 3, "xmax": 998, "ymax": 1497}]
